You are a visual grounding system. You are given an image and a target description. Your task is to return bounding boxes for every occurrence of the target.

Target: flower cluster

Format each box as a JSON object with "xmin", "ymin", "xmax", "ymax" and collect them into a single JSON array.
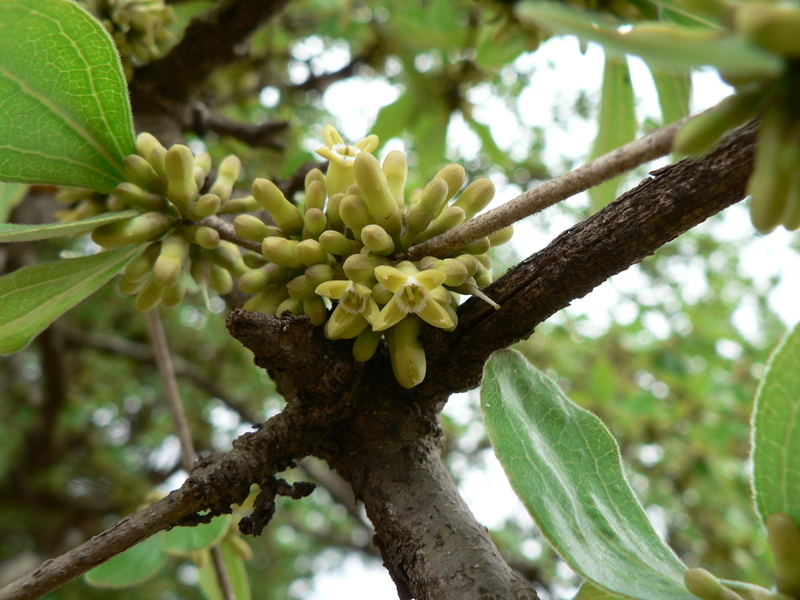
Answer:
[
  {"xmin": 238, "ymin": 126, "xmax": 512, "ymax": 387},
  {"xmin": 77, "ymin": 126, "xmax": 512, "ymax": 388}
]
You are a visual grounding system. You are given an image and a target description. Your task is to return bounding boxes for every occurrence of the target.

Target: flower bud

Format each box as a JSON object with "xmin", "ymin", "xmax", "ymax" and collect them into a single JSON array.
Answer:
[
  {"xmin": 383, "ymin": 151, "xmax": 407, "ymax": 208},
  {"xmin": 387, "ymin": 315, "xmax": 426, "ymax": 389},
  {"xmin": 287, "ymin": 274, "xmax": 318, "ymax": 301},
  {"xmin": 434, "ymin": 258, "xmax": 469, "ymax": 287},
  {"xmin": 361, "ymin": 224, "xmax": 395, "ymax": 255},
  {"xmin": 209, "ymin": 262, "xmax": 233, "ymax": 295},
  {"xmin": 162, "ymin": 276, "xmax": 187, "ymax": 307},
  {"xmin": 339, "ymin": 194, "xmax": 371, "ymax": 240},
  {"xmin": 136, "ymin": 132, "xmax": 164, "ymax": 164},
  {"xmin": 452, "ymin": 178, "xmax": 495, "ymax": 220},
  {"xmin": 207, "ymin": 242, "xmax": 248, "ymax": 277},
  {"xmin": 251, "ymin": 179, "xmax": 304, "ymax": 236},
  {"xmin": 92, "ymin": 212, "xmax": 174, "ymax": 249},
  {"xmin": 135, "ymin": 277, "xmax": 163, "ymax": 312},
  {"xmin": 234, "ymin": 214, "xmax": 273, "ymax": 242},
  {"xmin": 353, "ymin": 328, "xmax": 382, "ymax": 362},
  {"xmin": 262, "ymin": 237, "xmax": 302, "ymax": 268},
  {"xmin": 221, "ymin": 195, "xmax": 261, "ymax": 214},
  {"xmin": 165, "ymin": 144, "xmax": 198, "ymax": 213},
  {"xmin": 296, "ymin": 239, "xmax": 330, "ymax": 266},
  {"xmin": 303, "ymin": 208, "xmax": 327, "ymax": 239},
  {"xmin": 325, "ymin": 193, "xmax": 346, "ymax": 231},
  {"xmin": 354, "ymin": 152, "xmax": 396, "ymax": 219},
  {"xmin": 343, "ymin": 254, "xmax": 379, "ymax": 283},
  {"xmin": 304, "ymin": 180, "xmax": 327, "ymax": 212},
  {"xmin": 123, "ymin": 242, "xmax": 161, "ymax": 282},
  {"xmin": 182, "ymin": 225, "xmax": 219, "ymax": 249},
  {"xmin": 154, "ymin": 234, "xmax": 189, "ymax": 287},
  {"xmin": 114, "ymin": 182, "xmax": 167, "ymax": 212},
  {"xmin": 118, "ymin": 274, "xmax": 148, "ymax": 296},
  {"xmin": 188, "ymin": 193, "xmax": 221, "ymax": 220},
  {"xmin": 319, "ymin": 230, "xmax": 362, "ymax": 257},
  {"xmin": 276, "ymin": 297, "xmax": 303, "ymax": 317},
  {"xmin": 209, "ymin": 155, "xmax": 241, "ymax": 203},
  {"xmin": 488, "ymin": 226, "xmax": 514, "ymax": 247},
  {"xmin": 435, "ymin": 163, "xmax": 466, "ymax": 201},
  {"xmin": 124, "ymin": 154, "xmax": 162, "ymax": 191},
  {"xmin": 304, "ymin": 297, "xmax": 328, "ymax": 326}
]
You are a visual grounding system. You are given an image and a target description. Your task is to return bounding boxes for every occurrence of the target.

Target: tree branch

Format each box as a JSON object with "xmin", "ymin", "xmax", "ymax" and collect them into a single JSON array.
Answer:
[{"xmin": 405, "ymin": 117, "xmax": 688, "ymax": 261}]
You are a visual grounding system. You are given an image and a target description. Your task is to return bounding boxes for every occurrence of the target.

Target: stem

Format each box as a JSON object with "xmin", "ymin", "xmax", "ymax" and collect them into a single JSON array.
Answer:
[
  {"xmin": 144, "ymin": 309, "xmax": 236, "ymax": 600},
  {"xmin": 405, "ymin": 117, "xmax": 687, "ymax": 261}
]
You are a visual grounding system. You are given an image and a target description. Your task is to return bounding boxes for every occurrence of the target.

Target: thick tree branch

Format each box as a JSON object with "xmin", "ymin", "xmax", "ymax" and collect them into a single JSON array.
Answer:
[
  {"xmin": 191, "ymin": 107, "xmax": 289, "ymax": 150},
  {"xmin": 421, "ymin": 121, "xmax": 758, "ymax": 394}
]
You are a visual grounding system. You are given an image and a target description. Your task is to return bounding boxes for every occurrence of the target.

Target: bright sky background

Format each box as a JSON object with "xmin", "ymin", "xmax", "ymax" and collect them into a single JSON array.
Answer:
[{"xmin": 202, "ymin": 31, "xmax": 800, "ymax": 600}]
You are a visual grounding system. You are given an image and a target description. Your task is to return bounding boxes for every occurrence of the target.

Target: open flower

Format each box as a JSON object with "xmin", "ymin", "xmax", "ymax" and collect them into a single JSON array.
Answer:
[
  {"xmin": 315, "ymin": 279, "xmax": 380, "ymax": 340},
  {"xmin": 371, "ymin": 264, "xmax": 453, "ymax": 332},
  {"xmin": 315, "ymin": 125, "xmax": 379, "ymax": 196}
]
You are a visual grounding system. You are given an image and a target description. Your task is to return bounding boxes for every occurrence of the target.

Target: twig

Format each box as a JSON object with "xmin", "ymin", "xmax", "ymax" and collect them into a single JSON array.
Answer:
[
  {"xmin": 145, "ymin": 309, "xmax": 236, "ymax": 600},
  {"xmin": 405, "ymin": 117, "xmax": 689, "ymax": 261},
  {"xmin": 192, "ymin": 107, "xmax": 289, "ymax": 150}
]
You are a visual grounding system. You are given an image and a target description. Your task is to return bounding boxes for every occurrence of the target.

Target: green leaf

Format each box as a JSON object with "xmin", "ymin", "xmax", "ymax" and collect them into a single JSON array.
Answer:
[
  {"xmin": 0, "ymin": 210, "xmax": 138, "ymax": 243},
  {"xmin": 589, "ymin": 56, "xmax": 637, "ymax": 210},
  {"xmin": 84, "ymin": 532, "xmax": 168, "ymax": 588},
  {"xmin": 198, "ymin": 538, "xmax": 251, "ymax": 600},
  {"xmin": 0, "ymin": 244, "xmax": 144, "ymax": 354},
  {"xmin": 0, "ymin": 182, "xmax": 29, "ymax": 222},
  {"xmin": 752, "ymin": 322, "xmax": 800, "ymax": 525},
  {"xmin": 0, "ymin": 0, "xmax": 135, "ymax": 193},
  {"xmin": 162, "ymin": 515, "xmax": 232, "ymax": 555},
  {"xmin": 650, "ymin": 67, "xmax": 692, "ymax": 127},
  {"xmin": 481, "ymin": 349, "xmax": 693, "ymax": 600},
  {"xmin": 575, "ymin": 582, "xmax": 628, "ymax": 600},
  {"xmin": 515, "ymin": 1, "xmax": 783, "ymax": 80}
]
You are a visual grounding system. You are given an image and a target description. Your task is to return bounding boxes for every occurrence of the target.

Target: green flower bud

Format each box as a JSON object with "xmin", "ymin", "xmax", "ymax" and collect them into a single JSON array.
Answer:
[
  {"xmin": 209, "ymin": 262, "xmax": 233, "ymax": 295},
  {"xmin": 238, "ymin": 265, "xmax": 275, "ymax": 295},
  {"xmin": 371, "ymin": 282, "xmax": 393, "ymax": 305},
  {"xmin": 305, "ymin": 168, "xmax": 325, "ymax": 190},
  {"xmin": 136, "ymin": 132, "xmax": 164, "ymax": 164},
  {"xmin": 319, "ymin": 230, "xmax": 362, "ymax": 257},
  {"xmin": 234, "ymin": 214, "xmax": 273, "ymax": 242},
  {"xmin": 165, "ymin": 144, "xmax": 198, "ymax": 213},
  {"xmin": 124, "ymin": 154, "xmax": 162, "ymax": 191},
  {"xmin": 684, "ymin": 569, "xmax": 743, "ymax": 600},
  {"xmin": 303, "ymin": 208, "xmax": 327, "ymax": 240},
  {"xmin": 452, "ymin": 178, "xmax": 495, "ymax": 220},
  {"xmin": 343, "ymin": 254, "xmax": 379, "ymax": 282},
  {"xmin": 474, "ymin": 263, "xmax": 493, "ymax": 287},
  {"xmin": 251, "ymin": 178, "xmax": 304, "ymax": 236},
  {"xmin": 435, "ymin": 163, "xmax": 466, "ymax": 201},
  {"xmin": 463, "ymin": 236, "xmax": 491, "ymax": 255},
  {"xmin": 387, "ymin": 315, "xmax": 426, "ymax": 389},
  {"xmin": 148, "ymin": 146, "xmax": 168, "ymax": 184},
  {"xmin": 154, "ymin": 234, "xmax": 189, "ymax": 287},
  {"xmin": 487, "ymin": 226, "xmax": 514, "ymax": 247},
  {"xmin": 188, "ymin": 193, "xmax": 221, "ymax": 220},
  {"xmin": 325, "ymin": 193, "xmax": 346, "ymax": 231},
  {"xmin": 106, "ymin": 195, "xmax": 127, "ymax": 212},
  {"xmin": 123, "ymin": 242, "xmax": 161, "ymax": 282},
  {"xmin": 182, "ymin": 224, "xmax": 220, "ymax": 250},
  {"xmin": 276, "ymin": 297, "xmax": 303, "ymax": 317},
  {"xmin": 453, "ymin": 279, "xmax": 499, "ymax": 309},
  {"xmin": 221, "ymin": 195, "xmax": 262, "ymax": 214},
  {"xmin": 296, "ymin": 239, "xmax": 331, "ymax": 267},
  {"xmin": 242, "ymin": 251, "xmax": 267, "ymax": 269},
  {"xmin": 135, "ymin": 277, "xmax": 163, "ymax": 312},
  {"xmin": 162, "ymin": 276, "xmax": 187, "ymax": 307},
  {"xmin": 287, "ymin": 274, "xmax": 318, "ymax": 301},
  {"xmin": 243, "ymin": 286, "xmax": 286, "ymax": 314},
  {"xmin": 92, "ymin": 212, "xmax": 174, "ymax": 249},
  {"xmin": 304, "ymin": 297, "xmax": 328, "ymax": 326},
  {"xmin": 353, "ymin": 328, "xmax": 382, "ymax": 362},
  {"xmin": 434, "ymin": 258, "xmax": 469, "ymax": 287},
  {"xmin": 418, "ymin": 177, "xmax": 450, "ymax": 218},
  {"xmin": 383, "ymin": 151, "xmax": 407, "ymax": 208},
  {"xmin": 304, "ymin": 180, "xmax": 327, "ymax": 212},
  {"xmin": 207, "ymin": 242, "xmax": 248, "ymax": 277},
  {"xmin": 339, "ymin": 194, "xmax": 371, "ymax": 240},
  {"xmin": 354, "ymin": 152, "xmax": 396, "ymax": 219},
  {"xmin": 361, "ymin": 224, "xmax": 395, "ymax": 255},
  {"xmin": 414, "ymin": 205, "xmax": 465, "ymax": 243},
  {"xmin": 262, "ymin": 237, "xmax": 302, "ymax": 268},
  {"xmin": 305, "ymin": 263, "xmax": 335, "ymax": 287},
  {"xmin": 114, "ymin": 182, "xmax": 168, "ymax": 212},
  {"xmin": 209, "ymin": 154, "xmax": 242, "ymax": 203},
  {"xmin": 193, "ymin": 152, "xmax": 212, "ymax": 189},
  {"xmin": 118, "ymin": 273, "xmax": 148, "ymax": 296}
]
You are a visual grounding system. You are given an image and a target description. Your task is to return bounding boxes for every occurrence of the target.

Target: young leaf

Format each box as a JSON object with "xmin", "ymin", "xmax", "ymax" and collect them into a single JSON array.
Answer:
[
  {"xmin": 0, "ymin": 210, "xmax": 138, "ymax": 243},
  {"xmin": 0, "ymin": 244, "xmax": 145, "ymax": 354},
  {"xmin": 515, "ymin": 2, "xmax": 782, "ymax": 80},
  {"xmin": 0, "ymin": 182, "xmax": 29, "ymax": 222},
  {"xmin": 574, "ymin": 582, "xmax": 628, "ymax": 600},
  {"xmin": 751, "ymin": 322, "xmax": 800, "ymax": 525},
  {"xmin": 481, "ymin": 349, "xmax": 693, "ymax": 600},
  {"xmin": 198, "ymin": 538, "xmax": 252, "ymax": 600},
  {"xmin": 162, "ymin": 515, "xmax": 232, "ymax": 555},
  {"xmin": 84, "ymin": 532, "xmax": 168, "ymax": 588},
  {"xmin": 0, "ymin": 0, "xmax": 136, "ymax": 193},
  {"xmin": 650, "ymin": 67, "xmax": 691, "ymax": 127},
  {"xmin": 589, "ymin": 56, "xmax": 637, "ymax": 210}
]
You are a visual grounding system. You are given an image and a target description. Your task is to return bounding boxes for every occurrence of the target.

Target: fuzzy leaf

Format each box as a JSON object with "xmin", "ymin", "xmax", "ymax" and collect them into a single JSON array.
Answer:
[
  {"xmin": 84, "ymin": 533, "xmax": 168, "ymax": 588},
  {"xmin": 481, "ymin": 349, "xmax": 693, "ymax": 600},
  {"xmin": 0, "ymin": 0, "xmax": 135, "ymax": 193},
  {"xmin": 0, "ymin": 244, "xmax": 145, "ymax": 354},
  {"xmin": 0, "ymin": 210, "xmax": 138, "ymax": 243},
  {"xmin": 752, "ymin": 322, "xmax": 800, "ymax": 524},
  {"xmin": 162, "ymin": 515, "xmax": 232, "ymax": 555}
]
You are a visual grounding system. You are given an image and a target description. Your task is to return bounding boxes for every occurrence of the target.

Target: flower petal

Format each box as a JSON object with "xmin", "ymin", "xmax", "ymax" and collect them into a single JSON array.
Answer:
[
  {"xmin": 322, "ymin": 124, "xmax": 344, "ymax": 146},
  {"xmin": 371, "ymin": 297, "xmax": 407, "ymax": 332},
  {"xmin": 416, "ymin": 296, "xmax": 454, "ymax": 330},
  {"xmin": 355, "ymin": 134, "xmax": 379, "ymax": 153},
  {"xmin": 315, "ymin": 280, "xmax": 350, "ymax": 300},
  {"xmin": 374, "ymin": 265, "xmax": 408, "ymax": 293},
  {"xmin": 415, "ymin": 269, "xmax": 446, "ymax": 290},
  {"xmin": 325, "ymin": 306, "xmax": 364, "ymax": 339}
]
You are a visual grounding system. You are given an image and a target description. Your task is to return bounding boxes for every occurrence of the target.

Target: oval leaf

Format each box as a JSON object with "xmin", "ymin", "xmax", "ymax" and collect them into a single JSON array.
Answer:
[
  {"xmin": 0, "ymin": 0, "xmax": 135, "ymax": 193},
  {"xmin": 481, "ymin": 349, "xmax": 692, "ymax": 600},
  {"xmin": 0, "ymin": 210, "xmax": 138, "ymax": 243},
  {"xmin": 751, "ymin": 322, "xmax": 800, "ymax": 524},
  {"xmin": 84, "ymin": 532, "xmax": 168, "ymax": 588},
  {"xmin": 162, "ymin": 515, "xmax": 232, "ymax": 555},
  {"xmin": 0, "ymin": 244, "xmax": 145, "ymax": 354}
]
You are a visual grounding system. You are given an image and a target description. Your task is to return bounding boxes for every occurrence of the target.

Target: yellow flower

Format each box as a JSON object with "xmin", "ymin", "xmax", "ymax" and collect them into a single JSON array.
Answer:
[
  {"xmin": 315, "ymin": 279, "xmax": 380, "ymax": 339},
  {"xmin": 315, "ymin": 125, "xmax": 379, "ymax": 196},
  {"xmin": 371, "ymin": 264, "xmax": 453, "ymax": 332}
]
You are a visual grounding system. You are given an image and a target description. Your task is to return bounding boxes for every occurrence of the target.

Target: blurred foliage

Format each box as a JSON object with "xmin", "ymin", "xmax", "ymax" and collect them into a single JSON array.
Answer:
[{"xmin": 1, "ymin": 0, "xmax": 797, "ymax": 598}]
